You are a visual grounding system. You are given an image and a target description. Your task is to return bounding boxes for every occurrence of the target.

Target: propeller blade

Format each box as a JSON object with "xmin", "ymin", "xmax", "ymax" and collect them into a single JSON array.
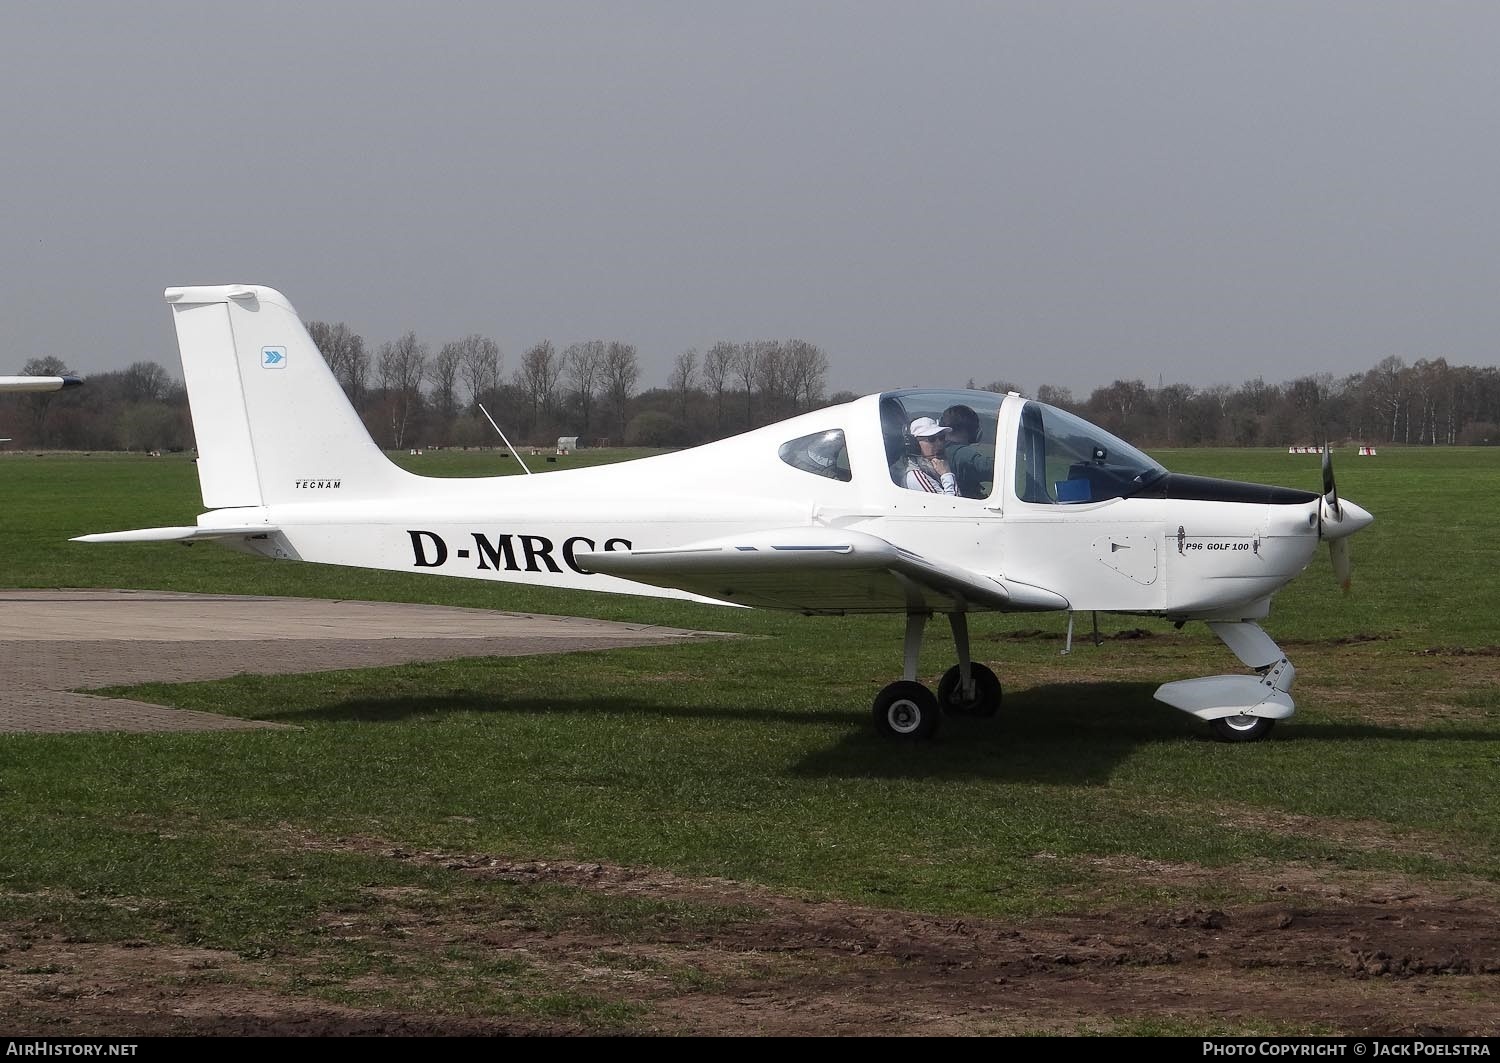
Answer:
[
  {"xmin": 1330, "ymin": 536, "xmax": 1352, "ymax": 592},
  {"xmin": 1319, "ymin": 442, "xmax": 1342, "ymax": 534},
  {"xmin": 1314, "ymin": 446, "xmax": 1372, "ymax": 586},
  {"xmin": 1320, "ymin": 443, "xmax": 1358, "ymax": 589}
]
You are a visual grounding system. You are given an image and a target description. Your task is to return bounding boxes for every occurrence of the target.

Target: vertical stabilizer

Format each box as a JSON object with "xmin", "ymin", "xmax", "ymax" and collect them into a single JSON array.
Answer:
[{"xmin": 166, "ymin": 285, "xmax": 414, "ymax": 508}]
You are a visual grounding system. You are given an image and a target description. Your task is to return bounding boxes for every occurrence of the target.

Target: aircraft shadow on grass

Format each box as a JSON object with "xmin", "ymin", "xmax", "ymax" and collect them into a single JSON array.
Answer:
[{"xmin": 240, "ymin": 678, "xmax": 1495, "ymax": 789}]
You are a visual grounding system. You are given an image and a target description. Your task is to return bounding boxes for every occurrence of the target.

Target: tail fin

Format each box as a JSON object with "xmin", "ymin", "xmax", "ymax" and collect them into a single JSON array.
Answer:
[{"xmin": 166, "ymin": 285, "xmax": 414, "ymax": 508}]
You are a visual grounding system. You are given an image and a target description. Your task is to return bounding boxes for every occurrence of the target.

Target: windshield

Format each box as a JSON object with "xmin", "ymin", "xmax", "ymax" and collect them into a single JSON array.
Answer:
[{"xmin": 1016, "ymin": 402, "xmax": 1166, "ymax": 503}]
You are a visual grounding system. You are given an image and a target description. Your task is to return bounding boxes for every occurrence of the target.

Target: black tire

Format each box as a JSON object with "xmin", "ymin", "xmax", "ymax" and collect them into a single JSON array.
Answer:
[
  {"xmin": 1209, "ymin": 714, "xmax": 1276, "ymax": 743},
  {"xmin": 872, "ymin": 681, "xmax": 941, "ymax": 741},
  {"xmin": 937, "ymin": 663, "xmax": 1002, "ymax": 718}
]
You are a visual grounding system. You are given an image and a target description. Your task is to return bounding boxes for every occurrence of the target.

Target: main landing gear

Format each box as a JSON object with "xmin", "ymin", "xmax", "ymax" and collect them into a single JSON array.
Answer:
[{"xmin": 871, "ymin": 612, "xmax": 1002, "ymax": 740}]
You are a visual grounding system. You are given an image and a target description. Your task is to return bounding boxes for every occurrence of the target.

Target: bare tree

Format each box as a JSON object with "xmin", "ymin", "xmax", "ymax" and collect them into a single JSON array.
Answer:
[
  {"xmin": 344, "ymin": 344, "xmax": 370, "ymax": 407},
  {"xmin": 121, "ymin": 361, "xmax": 172, "ymax": 403},
  {"xmin": 564, "ymin": 340, "xmax": 606, "ymax": 433},
  {"xmin": 1429, "ymin": 358, "xmax": 1457, "ymax": 445},
  {"xmin": 603, "ymin": 341, "xmax": 640, "ymax": 438},
  {"xmin": 454, "ymin": 335, "xmax": 501, "ymax": 412},
  {"xmin": 733, "ymin": 343, "xmax": 758, "ymax": 426},
  {"xmin": 1035, "ymin": 384, "xmax": 1074, "ymax": 409},
  {"xmin": 750, "ymin": 341, "xmax": 786, "ymax": 419},
  {"xmin": 306, "ymin": 321, "xmax": 368, "ymax": 405},
  {"xmin": 1285, "ymin": 374, "xmax": 1332, "ymax": 443},
  {"xmin": 1157, "ymin": 383, "xmax": 1194, "ymax": 445},
  {"xmin": 1411, "ymin": 358, "xmax": 1451, "ymax": 446},
  {"xmin": 669, "ymin": 348, "xmax": 697, "ymax": 419},
  {"xmin": 1204, "ymin": 384, "xmax": 1233, "ymax": 443},
  {"xmin": 1366, "ymin": 355, "xmax": 1411, "ymax": 442},
  {"xmin": 430, "ymin": 342, "xmax": 465, "ymax": 425},
  {"xmin": 518, "ymin": 340, "xmax": 562, "ymax": 431},
  {"xmin": 1089, "ymin": 378, "xmax": 1149, "ymax": 435},
  {"xmin": 377, "ymin": 331, "xmax": 428, "ymax": 449},
  {"xmin": 703, "ymin": 341, "xmax": 736, "ymax": 430},
  {"xmin": 784, "ymin": 340, "xmax": 828, "ymax": 412},
  {"xmin": 1240, "ymin": 375, "xmax": 1273, "ymax": 416},
  {"xmin": 16, "ymin": 355, "xmax": 70, "ymax": 377},
  {"xmin": 18, "ymin": 355, "xmax": 73, "ymax": 445}
]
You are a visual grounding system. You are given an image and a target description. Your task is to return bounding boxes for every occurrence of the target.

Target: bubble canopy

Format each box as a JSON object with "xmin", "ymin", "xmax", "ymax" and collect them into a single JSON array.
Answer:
[{"xmin": 875, "ymin": 389, "xmax": 1166, "ymax": 504}]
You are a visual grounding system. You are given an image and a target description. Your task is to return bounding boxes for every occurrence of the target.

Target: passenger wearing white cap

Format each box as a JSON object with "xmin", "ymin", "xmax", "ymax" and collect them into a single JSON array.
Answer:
[{"xmin": 904, "ymin": 417, "xmax": 958, "ymax": 495}]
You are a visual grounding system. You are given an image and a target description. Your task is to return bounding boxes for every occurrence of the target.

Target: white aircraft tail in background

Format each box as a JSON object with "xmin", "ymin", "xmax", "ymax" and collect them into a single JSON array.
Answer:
[
  {"xmin": 1, "ymin": 375, "xmax": 83, "ymax": 444},
  {"xmin": 78, "ymin": 284, "xmax": 1374, "ymax": 743},
  {"xmin": 0, "ymin": 376, "xmax": 83, "ymax": 393}
]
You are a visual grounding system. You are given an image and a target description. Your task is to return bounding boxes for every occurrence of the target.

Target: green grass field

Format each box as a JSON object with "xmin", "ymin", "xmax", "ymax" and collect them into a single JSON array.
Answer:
[{"xmin": 2, "ymin": 445, "xmax": 1497, "ymax": 1033}]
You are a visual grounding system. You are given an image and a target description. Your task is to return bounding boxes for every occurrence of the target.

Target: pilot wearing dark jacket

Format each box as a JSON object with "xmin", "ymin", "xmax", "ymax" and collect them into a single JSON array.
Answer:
[{"xmin": 940, "ymin": 404, "xmax": 995, "ymax": 499}]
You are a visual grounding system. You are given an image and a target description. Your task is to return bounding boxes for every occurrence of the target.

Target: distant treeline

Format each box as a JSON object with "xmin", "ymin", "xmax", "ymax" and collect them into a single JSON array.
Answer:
[{"xmin": 3, "ymin": 340, "xmax": 1497, "ymax": 452}]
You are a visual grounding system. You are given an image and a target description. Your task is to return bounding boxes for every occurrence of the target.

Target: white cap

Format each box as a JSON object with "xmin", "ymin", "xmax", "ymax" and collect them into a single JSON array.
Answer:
[{"xmin": 909, "ymin": 417, "xmax": 949, "ymax": 438}]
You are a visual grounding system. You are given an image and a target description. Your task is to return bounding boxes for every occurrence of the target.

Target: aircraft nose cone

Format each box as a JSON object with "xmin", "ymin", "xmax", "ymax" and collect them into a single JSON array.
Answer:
[
  {"xmin": 1324, "ymin": 498, "xmax": 1373, "ymax": 540},
  {"xmin": 1342, "ymin": 499, "xmax": 1374, "ymax": 534}
]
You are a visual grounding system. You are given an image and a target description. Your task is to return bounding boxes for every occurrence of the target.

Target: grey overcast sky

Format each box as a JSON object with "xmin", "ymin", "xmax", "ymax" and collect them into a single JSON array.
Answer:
[{"xmin": 3, "ymin": 1, "xmax": 1498, "ymax": 397}]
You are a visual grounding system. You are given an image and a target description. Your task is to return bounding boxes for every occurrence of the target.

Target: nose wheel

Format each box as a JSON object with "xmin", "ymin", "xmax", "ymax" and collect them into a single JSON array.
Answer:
[{"xmin": 1210, "ymin": 714, "xmax": 1276, "ymax": 743}]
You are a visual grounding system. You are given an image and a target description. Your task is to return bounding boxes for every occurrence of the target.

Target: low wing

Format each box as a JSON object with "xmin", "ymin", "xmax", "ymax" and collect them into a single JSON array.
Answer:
[{"xmin": 578, "ymin": 527, "xmax": 1069, "ymax": 614}]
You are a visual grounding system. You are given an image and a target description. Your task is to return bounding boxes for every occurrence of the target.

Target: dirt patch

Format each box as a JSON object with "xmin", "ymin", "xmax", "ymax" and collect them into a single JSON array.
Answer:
[
  {"xmin": 1202, "ymin": 806, "xmax": 1489, "ymax": 867},
  {"xmin": 1284, "ymin": 634, "xmax": 1395, "ymax": 648},
  {"xmin": 5, "ymin": 838, "xmax": 1497, "ymax": 1037}
]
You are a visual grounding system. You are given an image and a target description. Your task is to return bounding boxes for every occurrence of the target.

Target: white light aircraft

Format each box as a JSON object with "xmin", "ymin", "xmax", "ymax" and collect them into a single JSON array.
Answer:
[
  {"xmin": 0, "ymin": 376, "xmax": 83, "ymax": 393},
  {"xmin": 1, "ymin": 375, "xmax": 83, "ymax": 443},
  {"xmin": 77, "ymin": 285, "xmax": 1373, "ymax": 742}
]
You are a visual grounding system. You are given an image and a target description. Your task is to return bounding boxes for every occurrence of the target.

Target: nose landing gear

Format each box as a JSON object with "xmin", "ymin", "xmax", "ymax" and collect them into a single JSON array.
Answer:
[{"xmin": 1153, "ymin": 621, "xmax": 1295, "ymax": 743}]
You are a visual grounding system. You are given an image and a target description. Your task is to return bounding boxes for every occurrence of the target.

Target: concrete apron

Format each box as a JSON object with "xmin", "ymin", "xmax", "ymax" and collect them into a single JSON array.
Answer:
[{"xmin": 0, "ymin": 589, "xmax": 714, "ymax": 734}]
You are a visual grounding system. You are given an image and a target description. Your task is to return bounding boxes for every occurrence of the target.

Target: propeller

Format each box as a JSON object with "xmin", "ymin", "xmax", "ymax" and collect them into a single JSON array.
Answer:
[{"xmin": 1317, "ymin": 442, "xmax": 1365, "ymax": 592}]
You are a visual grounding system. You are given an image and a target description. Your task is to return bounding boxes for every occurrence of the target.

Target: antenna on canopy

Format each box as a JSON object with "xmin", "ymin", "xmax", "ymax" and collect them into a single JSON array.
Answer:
[{"xmin": 478, "ymin": 404, "xmax": 533, "ymax": 475}]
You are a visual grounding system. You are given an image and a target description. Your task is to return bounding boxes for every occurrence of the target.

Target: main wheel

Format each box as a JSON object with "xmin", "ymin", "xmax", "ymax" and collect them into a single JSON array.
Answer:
[
  {"xmin": 1209, "ymin": 714, "xmax": 1276, "ymax": 743},
  {"xmin": 937, "ymin": 663, "xmax": 1002, "ymax": 718},
  {"xmin": 872, "ymin": 681, "xmax": 941, "ymax": 740}
]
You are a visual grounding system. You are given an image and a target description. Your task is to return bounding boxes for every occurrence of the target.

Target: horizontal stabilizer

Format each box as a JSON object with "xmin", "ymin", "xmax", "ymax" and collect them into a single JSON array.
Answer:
[{"xmin": 72, "ymin": 525, "xmax": 279, "ymax": 544}]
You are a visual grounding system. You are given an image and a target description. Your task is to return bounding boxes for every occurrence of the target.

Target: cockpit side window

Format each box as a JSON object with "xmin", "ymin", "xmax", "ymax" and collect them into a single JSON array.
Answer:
[
  {"xmin": 880, "ymin": 390, "xmax": 1002, "ymax": 499},
  {"xmin": 779, "ymin": 429, "xmax": 852, "ymax": 481},
  {"xmin": 1016, "ymin": 402, "xmax": 1166, "ymax": 503}
]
